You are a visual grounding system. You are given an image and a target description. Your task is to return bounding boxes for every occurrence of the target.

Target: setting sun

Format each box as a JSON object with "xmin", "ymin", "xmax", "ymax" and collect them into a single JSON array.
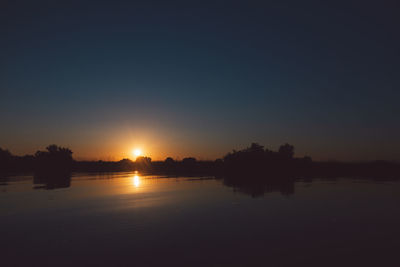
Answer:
[{"xmin": 133, "ymin": 148, "xmax": 142, "ymax": 157}]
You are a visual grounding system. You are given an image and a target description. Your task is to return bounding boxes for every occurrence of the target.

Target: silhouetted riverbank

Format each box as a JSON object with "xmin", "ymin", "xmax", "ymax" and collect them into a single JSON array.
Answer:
[{"xmin": 1, "ymin": 144, "xmax": 400, "ymax": 181}]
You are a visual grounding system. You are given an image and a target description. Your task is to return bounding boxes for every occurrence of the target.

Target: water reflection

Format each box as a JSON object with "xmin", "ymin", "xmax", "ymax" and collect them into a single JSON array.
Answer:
[
  {"xmin": 33, "ymin": 172, "xmax": 71, "ymax": 190},
  {"xmin": 1, "ymin": 172, "xmax": 400, "ymax": 267},
  {"xmin": 222, "ymin": 174, "xmax": 296, "ymax": 198},
  {"xmin": 132, "ymin": 174, "xmax": 141, "ymax": 187}
]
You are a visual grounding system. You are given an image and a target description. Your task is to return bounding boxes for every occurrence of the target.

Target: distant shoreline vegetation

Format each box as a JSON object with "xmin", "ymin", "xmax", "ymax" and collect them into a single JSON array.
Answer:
[{"xmin": 1, "ymin": 143, "xmax": 400, "ymax": 180}]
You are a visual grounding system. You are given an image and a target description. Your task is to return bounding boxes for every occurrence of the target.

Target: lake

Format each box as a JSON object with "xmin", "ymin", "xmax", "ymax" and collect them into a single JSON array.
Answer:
[{"xmin": 1, "ymin": 172, "xmax": 399, "ymax": 266}]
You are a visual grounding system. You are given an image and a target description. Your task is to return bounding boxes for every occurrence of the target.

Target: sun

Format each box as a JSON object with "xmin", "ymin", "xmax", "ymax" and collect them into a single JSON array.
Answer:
[{"xmin": 132, "ymin": 148, "xmax": 142, "ymax": 157}]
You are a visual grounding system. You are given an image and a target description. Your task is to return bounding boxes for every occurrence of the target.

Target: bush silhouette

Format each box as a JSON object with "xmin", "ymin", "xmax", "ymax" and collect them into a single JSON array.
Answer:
[
  {"xmin": 223, "ymin": 142, "xmax": 299, "ymax": 177},
  {"xmin": 35, "ymin": 145, "xmax": 73, "ymax": 172},
  {"xmin": 278, "ymin": 143, "xmax": 294, "ymax": 159},
  {"xmin": 165, "ymin": 157, "xmax": 175, "ymax": 164},
  {"xmin": 136, "ymin": 156, "xmax": 152, "ymax": 171}
]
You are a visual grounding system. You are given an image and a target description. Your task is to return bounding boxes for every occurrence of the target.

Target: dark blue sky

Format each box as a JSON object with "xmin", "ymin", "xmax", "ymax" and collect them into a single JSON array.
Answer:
[{"xmin": 1, "ymin": 0, "xmax": 399, "ymax": 161}]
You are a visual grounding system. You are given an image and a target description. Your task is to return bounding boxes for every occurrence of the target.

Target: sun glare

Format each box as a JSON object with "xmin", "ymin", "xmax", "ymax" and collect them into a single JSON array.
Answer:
[{"xmin": 133, "ymin": 148, "xmax": 142, "ymax": 157}]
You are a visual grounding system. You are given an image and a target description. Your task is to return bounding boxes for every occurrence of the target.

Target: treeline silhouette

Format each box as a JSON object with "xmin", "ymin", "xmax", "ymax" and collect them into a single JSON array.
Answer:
[
  {"xmin": 0, "ymin": 145, "xmax": 74, "ymax": 190},
  {"xmin": 1, "ymin": 143, "xmax": 400, "ymax": 194},
  {"xmin": 2, "ymin": 143, "xmax": 400, "ymax": 178},
  {"xmin": 1, "ymin": 145, "xmax": 73, "ymax": 173},
  {"xmin": 221, "ymin": 143, "xmax": 400, "ymax": 197},
  {"xmin": 75, "ymin": 156, "xmax": 218, "ymax": 175},
  {"xmin": 0, "ymin": 145, "xmax": 218, "ymax": 175},
  {"xmin": 223, "ymin": 143, "xmax": 312, "ymax": 177}
]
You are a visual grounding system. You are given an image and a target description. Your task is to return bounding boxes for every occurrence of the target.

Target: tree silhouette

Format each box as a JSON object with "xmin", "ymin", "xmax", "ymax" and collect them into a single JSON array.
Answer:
[
  {"xmin": 0, "ymin": 148, "xmax": 14, "ymax": 171},
  {"xmin": 165, "ymin": 157, "xmax": 175, "ymax": 164},
  {"xmin": 246, "ymin": 143, "xmax": 264, "ymax": 153},
  {"xmin": 136, "ymin": 156, "xmax": 152, "ymax": 164},
  {"xmin": 278, "ymin": 143, "xmax": 294, "ymax": 159},
  {"xmin": 182, "ymin": 157, "xmax": 196, "ymax": 164},
  {"xmin": 118, "ymin": 158, "xmax": 135, "ymax": 170},
  {"xmin": 35, "ymin": 144, "xmax": 73, "ymax": 172},
  {"xmin": 136, "ymin": 156, "xmax": 152, "ymax": 171},
  {"xmin": 0, "ymin": 148, "xmax": 12, "ymax": 159},
  {"xmin": 35, "ymin": 145, "xmax": 73, "ymax": 160}
]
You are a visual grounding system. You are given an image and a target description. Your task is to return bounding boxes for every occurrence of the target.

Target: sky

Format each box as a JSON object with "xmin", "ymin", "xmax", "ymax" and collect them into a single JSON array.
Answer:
[{"xmin": 1, "ymin": 0, "xmax": 400, "ymax": 161}]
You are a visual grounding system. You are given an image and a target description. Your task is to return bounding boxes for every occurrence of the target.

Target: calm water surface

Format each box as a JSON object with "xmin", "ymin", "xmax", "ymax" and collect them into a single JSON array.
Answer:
[{"xmin": 1, "ymin": 172, "xmax": 399, "ymax": 266}]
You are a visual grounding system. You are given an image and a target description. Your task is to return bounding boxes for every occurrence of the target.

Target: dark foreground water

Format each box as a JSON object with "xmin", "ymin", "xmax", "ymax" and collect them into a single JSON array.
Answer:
[{"xmin": 1, "ymin": 172, "xmax": 399, "ymax": 267}]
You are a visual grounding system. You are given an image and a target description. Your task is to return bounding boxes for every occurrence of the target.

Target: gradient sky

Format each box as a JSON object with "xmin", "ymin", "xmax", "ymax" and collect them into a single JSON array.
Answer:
[{"xmin": 1, "ymin": 0, "xmax": 400, "ymax": 161}]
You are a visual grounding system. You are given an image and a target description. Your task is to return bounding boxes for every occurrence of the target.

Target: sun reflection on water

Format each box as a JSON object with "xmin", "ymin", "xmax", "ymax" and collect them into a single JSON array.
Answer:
[{"xmin": 132, "ymin": 175, "xmax": 141, "ymax": 188}]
